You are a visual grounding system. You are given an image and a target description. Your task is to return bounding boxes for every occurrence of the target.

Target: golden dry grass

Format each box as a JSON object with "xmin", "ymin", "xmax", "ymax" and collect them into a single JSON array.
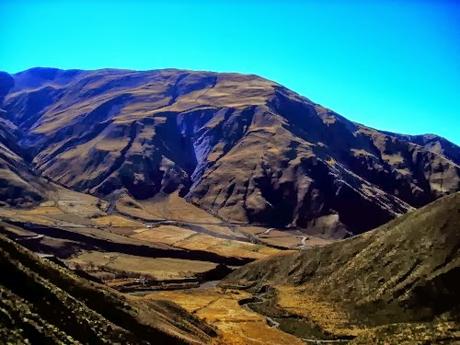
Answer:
[
  {"xmin": 348, "ymin": 321, "xmax": 460, "ymax": 345},
  {"xmin": 91, "ymin": 215, "xmax": 143, "ymax": 228},
  {"xmin": 1, "ymin": 197, "xmax": 282, "ymax": 262},
  {"xmin": 115, "ymin": 195, "xmax": 163, "ymax": 221},
  {"xmin": 144, "ymin": 289, "xmax": 305, "ymax": 345},
  {"xmin": 130, "ymin": 225, "xmax": 197, "ymax": 246},
  {"xmin": 0, "ymin": 185, "xmax": 107, "ymax": 227},
  {"xmin": 173, "ymin": 233, "xmax": 279, "ymax": 259},
  {"xmin": 139, "ymin": 192, "xmax": 222, "ymax": 223},
  {"xmin": 276, "ymin": 285, "xmax": 364, "ymax": 337},
  {"xmin": 0, "ymin": 207, "xmax": 62, "ymax": 226},
  {"xmin": 67, "ymin": 251, "xmax": 217, "ymax": 280},
  {"xmin": 130, "ymin": 225, "xmax": 279, "ymax": 259}
]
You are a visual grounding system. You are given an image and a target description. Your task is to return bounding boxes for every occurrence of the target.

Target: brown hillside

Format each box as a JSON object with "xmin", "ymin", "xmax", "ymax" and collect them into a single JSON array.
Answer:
[
  {"xmin": 224, "ymin": 192, "xmax": 460, "ymax": 327},
  {"xmin": 1, "ymin": 67, "xmax": 460, "ymax": 235}
]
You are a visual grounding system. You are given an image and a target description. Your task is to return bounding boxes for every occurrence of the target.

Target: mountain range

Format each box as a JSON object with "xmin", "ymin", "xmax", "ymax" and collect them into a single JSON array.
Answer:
[
  {"xmin": 1, "ymin": 67, "xmax": 460, "ymax": 344},
  {"xmin": 1, "ymin": 67, "xmax": 459, "ymax": 236}
]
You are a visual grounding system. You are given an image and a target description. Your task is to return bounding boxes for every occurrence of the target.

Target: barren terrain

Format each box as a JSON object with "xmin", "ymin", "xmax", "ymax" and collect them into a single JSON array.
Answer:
[{"xmin": 1, "ymin": 68, "xmax": 459, "ymax": 344}]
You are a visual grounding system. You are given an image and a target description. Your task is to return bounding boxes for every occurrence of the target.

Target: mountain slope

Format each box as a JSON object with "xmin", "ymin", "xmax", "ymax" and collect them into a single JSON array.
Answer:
[
  {"xmin": 0, "ymin": 72, "xmax": 48, "ymax": 207},
  {"xmin": 1, "ymin": 67, "xmax": 460, "ymax": 235},
  {"xmin": 0, "ymin": 229, "xmax": 216, "ymax": 344},
  {"xmin": 224, "ymin": 192, "xmax": 460, "ymax": 328},
  {"xmin": 391, "ymin": 132, "xmax": 460, "ymax": 166}
]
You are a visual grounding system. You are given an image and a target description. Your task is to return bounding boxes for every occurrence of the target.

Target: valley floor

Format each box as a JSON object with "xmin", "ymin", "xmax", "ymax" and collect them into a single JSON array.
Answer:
[
  {"xmin": 144, "ymin": 288, "xmax": 306, "ymax": 345},
  {"xmin": 2, "ymin": 188, "xmax": 459, "ymax": 344},
  {"xmin": 0, "ymin": 188, "xmax": 330, "ymax": 293}
]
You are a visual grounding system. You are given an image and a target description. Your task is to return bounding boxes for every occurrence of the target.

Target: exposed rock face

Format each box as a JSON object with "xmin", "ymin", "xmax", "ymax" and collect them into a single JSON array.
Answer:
[{"xmin": 1, "ymin": 68, "xmax": 460, "ymax": 234}]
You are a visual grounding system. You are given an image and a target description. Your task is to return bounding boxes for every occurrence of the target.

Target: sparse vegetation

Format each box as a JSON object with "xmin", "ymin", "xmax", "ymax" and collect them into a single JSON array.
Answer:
[
  {"xmin": 1, "ymin": 67, "xmax": 459, "ymax": 344},
  {"xmin": 223, "ymin": 192, "xmax": 460, "ymax": 343},
  {"xmin": 0, "ymin": 232, "xmax": 216, "ymax": 344}
]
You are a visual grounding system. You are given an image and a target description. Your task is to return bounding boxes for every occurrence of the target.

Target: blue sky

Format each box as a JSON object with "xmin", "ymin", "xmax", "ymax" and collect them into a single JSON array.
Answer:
[{"xmin": 1, "ymin": 0, "xmax": 459, "ymax": 144}]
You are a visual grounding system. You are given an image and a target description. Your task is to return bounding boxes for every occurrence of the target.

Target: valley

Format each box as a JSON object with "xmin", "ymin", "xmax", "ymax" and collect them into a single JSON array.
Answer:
[
  {"xmin": 0, "ymin": 186, "xmax": 339, "ymax": 344},
  {"xmin": 0, "ymin": 185, "xmax": 313, "ymax": 294},
  {"xmin": 1, "ymin": 187, "xmax": 459, "ymax": 344},
  {"xmin": 0, "ymin": 67, "xmax": 459, "ymax": 344}
]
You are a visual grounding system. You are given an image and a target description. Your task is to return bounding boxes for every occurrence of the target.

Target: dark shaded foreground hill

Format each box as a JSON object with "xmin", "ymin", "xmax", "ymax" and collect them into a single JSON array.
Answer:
[
  {"xmin": 0, "ymin": 231, "xmax": 216, "ymax": 345},
  {"xmin": 223, "ymin": 192, "xmax": 460, "ymax": 343}
]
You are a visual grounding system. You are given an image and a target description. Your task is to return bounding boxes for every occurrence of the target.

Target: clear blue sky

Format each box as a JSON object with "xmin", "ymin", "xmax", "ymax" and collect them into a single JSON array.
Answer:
[{"xmin": 1, "ymin": 0, "xmax": 459, "ymax": 144}]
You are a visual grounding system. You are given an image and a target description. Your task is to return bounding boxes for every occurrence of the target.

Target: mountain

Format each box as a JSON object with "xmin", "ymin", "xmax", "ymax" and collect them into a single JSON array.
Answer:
[
  {"xmin": 1, "ymin": 67, "xmax": 460, "ymax": 235},
  {"xmin": 0, "ymin": 228, "xmax": 216, "ymax": 344},
  {"xmin": 223, "ymin": 192, "xmax": 460, "ymax": 342}
]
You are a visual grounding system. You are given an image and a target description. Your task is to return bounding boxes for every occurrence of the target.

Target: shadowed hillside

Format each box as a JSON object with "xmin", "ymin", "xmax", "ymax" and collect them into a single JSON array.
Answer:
[
  {"xmin": 0, "ymin": 72, "xmax": 48, "ymax": 207},
  {"xmin": 0, "ymin": 125, "xmax": 47, "ymax": 207},
  {"xmin": 1, "ymin": 67, "xmax": 460, "ymax": 236},
  {"xmin": 0, "ymin": 231, "xmax": 216, "ymax": 344}
]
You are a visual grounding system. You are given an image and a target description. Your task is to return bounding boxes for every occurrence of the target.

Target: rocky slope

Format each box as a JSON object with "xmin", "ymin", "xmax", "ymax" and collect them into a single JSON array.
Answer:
[
  {"xmin": 0, "ymin": 230, "xmax": 216, "ymax": 344},
  {"xmin": 224, "ymin": 192, "xmax": 460, "ymax": 329},
  {"xmin": 1, "ymin": 67, "xmax": 460, "ymax": 235},
  {"xmin": 0, "ymin": 122, "xmax": 46, "ymax": 207},
  {"xmin": 0, "ymin": 72, "xmax": 48, "ymax": 207}
]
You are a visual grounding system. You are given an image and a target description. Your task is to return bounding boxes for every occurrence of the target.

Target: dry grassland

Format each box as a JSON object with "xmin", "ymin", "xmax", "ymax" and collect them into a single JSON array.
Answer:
[
  {"xmin": 67, "ymin": 251, "xmax": 217, "ymax": 280},
  {"xmin": 144, "ymin": 288, "xmax": 305, "ymax": 345}
]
